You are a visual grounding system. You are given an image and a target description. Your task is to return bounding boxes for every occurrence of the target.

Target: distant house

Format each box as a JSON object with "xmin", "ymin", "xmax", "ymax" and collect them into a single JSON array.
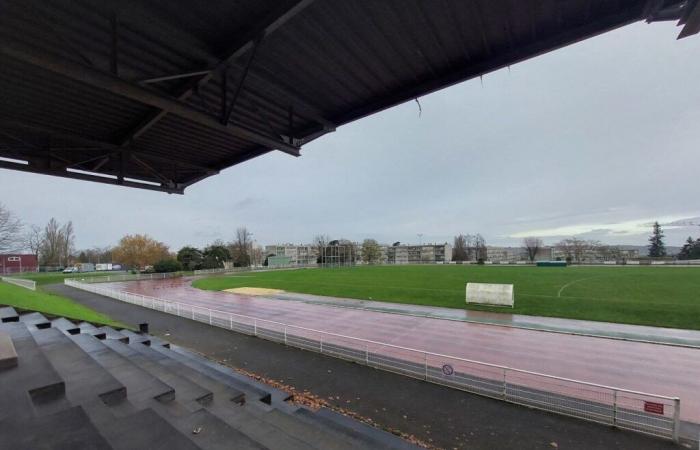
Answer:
[{"xmin": 0, "ymin": 254, "xmax": 39, "ymax": 274}]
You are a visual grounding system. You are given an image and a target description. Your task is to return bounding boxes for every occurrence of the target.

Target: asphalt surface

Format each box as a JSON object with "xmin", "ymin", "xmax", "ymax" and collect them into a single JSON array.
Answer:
[{"xmin": 48, "ymin": 283, "xmax": 679, "ymax": 450}]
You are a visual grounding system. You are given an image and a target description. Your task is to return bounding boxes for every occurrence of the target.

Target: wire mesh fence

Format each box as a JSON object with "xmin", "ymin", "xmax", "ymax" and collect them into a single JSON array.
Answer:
[{"xmin": 65, "ymin": 278, "xmax": 682, "ymax": 442}]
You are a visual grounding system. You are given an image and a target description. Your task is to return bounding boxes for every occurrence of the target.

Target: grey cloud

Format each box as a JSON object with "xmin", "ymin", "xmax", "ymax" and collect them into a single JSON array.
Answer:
[{"xmin": 1, "ymin": 22, "xmax": 699, "ymax": 251}]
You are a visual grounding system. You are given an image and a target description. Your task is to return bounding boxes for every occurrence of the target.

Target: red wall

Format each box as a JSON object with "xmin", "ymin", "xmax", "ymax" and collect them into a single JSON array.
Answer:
[{"xmin": 0, "ymin": 254, "xmax": 39, "ymax": 274}]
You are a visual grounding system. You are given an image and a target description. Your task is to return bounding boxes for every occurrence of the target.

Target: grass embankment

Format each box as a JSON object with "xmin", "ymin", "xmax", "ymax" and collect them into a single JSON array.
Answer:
[
  {"xmin": 0, "ymin": 279, "xmax": 125, "ymax": 328},
  {"xmin": 193, "ymin": 265, "xmax": 700, "ymax": 330}
]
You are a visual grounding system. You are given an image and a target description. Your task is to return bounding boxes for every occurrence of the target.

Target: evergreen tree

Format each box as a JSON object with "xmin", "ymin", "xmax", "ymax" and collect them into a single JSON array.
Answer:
[
  {"xmin": 647, "ymin": 221, "xmax": 666, "ymax": 257},
  {"xmin": 678, "ymin": 237, "xmax": 694, "ymax": 260}
]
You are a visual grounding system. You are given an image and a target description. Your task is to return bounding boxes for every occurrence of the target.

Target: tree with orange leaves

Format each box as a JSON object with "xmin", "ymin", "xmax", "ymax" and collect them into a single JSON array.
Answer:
[{"xmin": 112, "ymin": 234, "xmax": 170, "ymax": 270}]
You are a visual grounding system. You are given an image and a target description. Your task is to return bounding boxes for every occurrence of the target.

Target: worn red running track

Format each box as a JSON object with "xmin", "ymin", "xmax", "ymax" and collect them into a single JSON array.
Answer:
[{"xmin": 103, "ymin": 277, "xmax": 700, "ymax": 422}]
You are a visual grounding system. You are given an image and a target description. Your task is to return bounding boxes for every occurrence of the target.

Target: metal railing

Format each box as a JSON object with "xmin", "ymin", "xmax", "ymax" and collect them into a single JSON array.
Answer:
[
  {"xmin": 193, "ymin": 265, "xmax": 318, "ymax": 276},
  {"xmin": 74, "ymin": 272, "xmax": 182, "ymax": 284},
  {"xmin": 1, "ymin": 276, "xmax": 36, "ymax": 291},
  {"xmin": 64, "ymin": 278, "xmax": 682, "ymax": 442}
]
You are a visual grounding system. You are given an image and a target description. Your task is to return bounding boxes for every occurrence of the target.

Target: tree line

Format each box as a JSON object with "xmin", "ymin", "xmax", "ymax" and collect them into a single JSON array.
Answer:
[{"xmin": 0, "ymin": 203, "xmax": 76, "ymax": 267}]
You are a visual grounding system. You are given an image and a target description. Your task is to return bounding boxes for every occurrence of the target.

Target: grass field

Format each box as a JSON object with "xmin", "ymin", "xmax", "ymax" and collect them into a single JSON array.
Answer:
[
  {"xmin": 0, "ymin": 281, "xmax": 125, "ymax": 327},
  {"xmin": 193, "ymin": 265, "xmax": 700, "ymax": 330}
]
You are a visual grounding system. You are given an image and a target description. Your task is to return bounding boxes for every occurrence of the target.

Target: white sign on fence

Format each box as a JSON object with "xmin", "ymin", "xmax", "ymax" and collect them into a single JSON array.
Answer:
[{"xmin": 466, "ymin": 282, "xmax": 514, "ymax": 307}]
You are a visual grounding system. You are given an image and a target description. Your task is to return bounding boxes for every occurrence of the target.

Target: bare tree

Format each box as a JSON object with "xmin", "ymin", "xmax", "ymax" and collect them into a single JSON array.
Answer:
[
  {"xmin": 313, "ymin": 234, "xmax": 330, "ymax": 263},
  {"xmin": 25, "ymin": 225, "xmax": 42, "ymax": 259},
  {"xmin": 230, "ymin": 227, "xmax": 252, "ymax": 267},
  {"xmin": 0, "ymin": 203, "xmax": 23, "ymax": 253},
  {"xmin": 60, "ymin": 221, "xmax": 75, "ymax": 266},
  {"xmin": 555, "ymin": 238, "xmax": 596, "ymax": 263},
  {"xmin": 250, "ymin": 244, "xmax": 264, "ymax": 267},
  {"xmin": 40, "ymin": 218, "xmax": 63, "ymax": 266},
  {"xmin": 522, "ymin": 237, "xmax": 543, "ymax": 263},
  {"xmin": 474, "ymin": 234, "xmax": 487, "ymax": 262},
  {"xmin": 453, "ymin": 234, "xmax": 468, "ymax": 262}
]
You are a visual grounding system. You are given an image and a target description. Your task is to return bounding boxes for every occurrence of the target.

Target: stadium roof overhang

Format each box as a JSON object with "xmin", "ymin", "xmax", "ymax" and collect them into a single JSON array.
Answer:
[{"xmin": 0, "ymin": 0, "xmax": 697, "ymax": 194}]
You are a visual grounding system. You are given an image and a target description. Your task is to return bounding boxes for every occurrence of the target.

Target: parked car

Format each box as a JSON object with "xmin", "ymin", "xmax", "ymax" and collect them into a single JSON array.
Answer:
[{"xmin": 62, "ymin": 267, "xmax": 77, "ymax": 273}]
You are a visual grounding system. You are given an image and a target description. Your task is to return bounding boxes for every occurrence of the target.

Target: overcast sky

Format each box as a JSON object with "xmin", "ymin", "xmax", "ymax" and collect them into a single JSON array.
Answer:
[{"xmin": 2, "ymin": 21, "xmax": 700, "ymax": 251}]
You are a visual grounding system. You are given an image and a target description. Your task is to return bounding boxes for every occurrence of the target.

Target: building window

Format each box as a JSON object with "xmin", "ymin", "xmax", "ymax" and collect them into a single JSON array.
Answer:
[{"xmin": 8, "ymin": 257, "xmax": 20, "ymax": 261}]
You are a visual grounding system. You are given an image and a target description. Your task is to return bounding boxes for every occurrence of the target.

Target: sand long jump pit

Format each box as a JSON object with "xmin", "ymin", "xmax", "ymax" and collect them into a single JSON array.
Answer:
[{"xmin": 224, "ymin": 287, "xmax": 285, "ymax": 296}]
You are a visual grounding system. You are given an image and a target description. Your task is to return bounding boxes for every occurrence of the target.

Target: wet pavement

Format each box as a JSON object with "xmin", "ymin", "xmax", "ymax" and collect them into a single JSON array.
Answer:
[{"xmin": 100, "ymin": 277, "xmax": 700, "ymax": 424}]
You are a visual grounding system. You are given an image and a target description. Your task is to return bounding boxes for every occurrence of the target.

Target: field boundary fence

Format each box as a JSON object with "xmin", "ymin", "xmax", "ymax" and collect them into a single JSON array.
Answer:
[
  {"xmin": 1, "ymin": 276, "xmax": 36, "ymax": 291},
  {"xmin": 65, "ymin": 278, "xmax": 682, "ymax": 442},
  {"xmin": 193, "ymin": 265, "xmax": 318, "ymax": 276},
  {"xmin": 74, "ymin": 272, "xmax": 182, "ymax": 284}
]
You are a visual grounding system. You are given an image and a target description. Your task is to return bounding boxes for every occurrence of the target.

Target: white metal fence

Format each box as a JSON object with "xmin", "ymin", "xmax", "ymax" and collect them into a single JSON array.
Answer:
[
  {"xmin": 193, "ymin": 265, "xmax": 318, "ymax": 276},
  {"xmin": 1, "ymin": 276, "xmax": 36, "ymax": 291},
  {"xmin": 74, "ymin": 272, "xmax": 182, "ymax": 284},
  {"xmin": 65, "ymin": 278, "xmax": 682, "ymax": 442}
]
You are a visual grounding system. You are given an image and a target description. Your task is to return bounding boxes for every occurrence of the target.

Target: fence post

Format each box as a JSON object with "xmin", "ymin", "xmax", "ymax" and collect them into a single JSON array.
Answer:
[
  {"xmin": 284, "ymin": 326, "xmax": 287, "ymax": 345},
  {"xmin": 209, "ymin": 309, "xmax": 212, "ymax": 325},
  {"xmin": 502, "ymin": 368, "xmax": 507, "ymax": 400},
  {"xmin": 673, "ymin": 398, "xmax": 680, "ymax": 443},
  {"xmin": 424, "ymin": 353, "xmax": 429, "ymax": 380},
  {"xmin": 612, "ymin": 390, "xmax": 618, "ymax": 428},
  {"xmin": 365, "ymin": 344, "xmax": 369, "ymax": 366},
  {"xmin": 176, "ymin": 303, "xmax": 180, "ymax": 316},
  {"xmin": 254, "ymin": 319, "xmax": 257, "ymax": 336}
]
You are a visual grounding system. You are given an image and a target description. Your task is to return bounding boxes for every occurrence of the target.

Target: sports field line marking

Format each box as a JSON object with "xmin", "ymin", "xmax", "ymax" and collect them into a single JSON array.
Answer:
[{"xmin": 557, "ymin": 277, "xmax": 602, "ymax": 298}]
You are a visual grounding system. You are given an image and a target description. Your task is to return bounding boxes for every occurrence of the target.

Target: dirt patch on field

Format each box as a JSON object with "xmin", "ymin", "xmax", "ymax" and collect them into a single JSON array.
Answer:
[{"xmin": 224, "ymin": 287, "xmax": 285, "ymax": 296}]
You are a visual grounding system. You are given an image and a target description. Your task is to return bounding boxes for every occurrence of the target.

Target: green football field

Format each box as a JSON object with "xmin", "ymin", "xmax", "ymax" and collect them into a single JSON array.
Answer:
[{"xmin": 193, "ymin": 265, "xmax": 700, "ymax": 330}]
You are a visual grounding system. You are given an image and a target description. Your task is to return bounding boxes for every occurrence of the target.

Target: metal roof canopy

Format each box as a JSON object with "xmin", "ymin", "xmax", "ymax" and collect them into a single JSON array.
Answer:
[{"xmin": 0, "ymin": 0, "xmax": 697, "ymax": 194}]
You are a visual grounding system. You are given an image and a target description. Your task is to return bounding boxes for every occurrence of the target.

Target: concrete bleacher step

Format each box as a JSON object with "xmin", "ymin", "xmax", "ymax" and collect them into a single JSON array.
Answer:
[
  {"xmin": 103, "ymin": 339, "xmax": 213, "ymax": 409},
  {"xmin": 97, "ymin": 407, "xmax": 201, "ymax": 450},
  {"xmin": 0, "ymin": 404, "xmax": 113, "ymax": 450},
  {"xmin": 78, "ymin": 321, "xmax": 108, "ymax": 339},
  {"xmin": 50, "ymin": 317, "xmax": 81, "ymax": 335},
  {"xmin": 295, "ymin": 407, "xmax": 417, "ymax": 450},
  {"xmin": 262, "ymin": 408, "xmax": 361, "ymax": 450},
  {"xmin": 139, "ymin": 343, "xmax": 321, "ymax": 450},
  {"xmin": 0, "ymin": 306, "xmax": 19, "ymax": 323},
  {"xmin": 96, "ymin": 326, "xmax": 130, "ymax": 343},
  {"xmin": 158, "ymin": 344, "xmax": 417, "ymax": 449},
  {"xmin": 207, "ymin": 403, "xmax": 315, "ymax": 450},
  {"xmin": 119, "ymin": 329, "xmax": 152, "ymax": 346},
  {"xmin": 0, "ymin": 322, "xmax": 67, "ymax": 420},
  {"xmin": 0, "ymin": 331, "xmax": 18, "ymax": 370},
  {"xmin": 148, "ymin": 344, "xmax": 248, "ymax": 404},
  {"xmin": 18, "ymin": 311, "xmax": 51, "ymax": 330},
  {"xmin": 169, "ymin": 344, "xmax": 289, "ymax": 404},
  {"xmin": 169, "ymin": 408, "xmax": 268, "ymax": 450},
  {"xmin": 30, "ymin": 327, "xmax": 126, "ymax": 406},
  {"xmin": 69, "ymin": 333, "xmax": 175, "ymax": 407}
]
